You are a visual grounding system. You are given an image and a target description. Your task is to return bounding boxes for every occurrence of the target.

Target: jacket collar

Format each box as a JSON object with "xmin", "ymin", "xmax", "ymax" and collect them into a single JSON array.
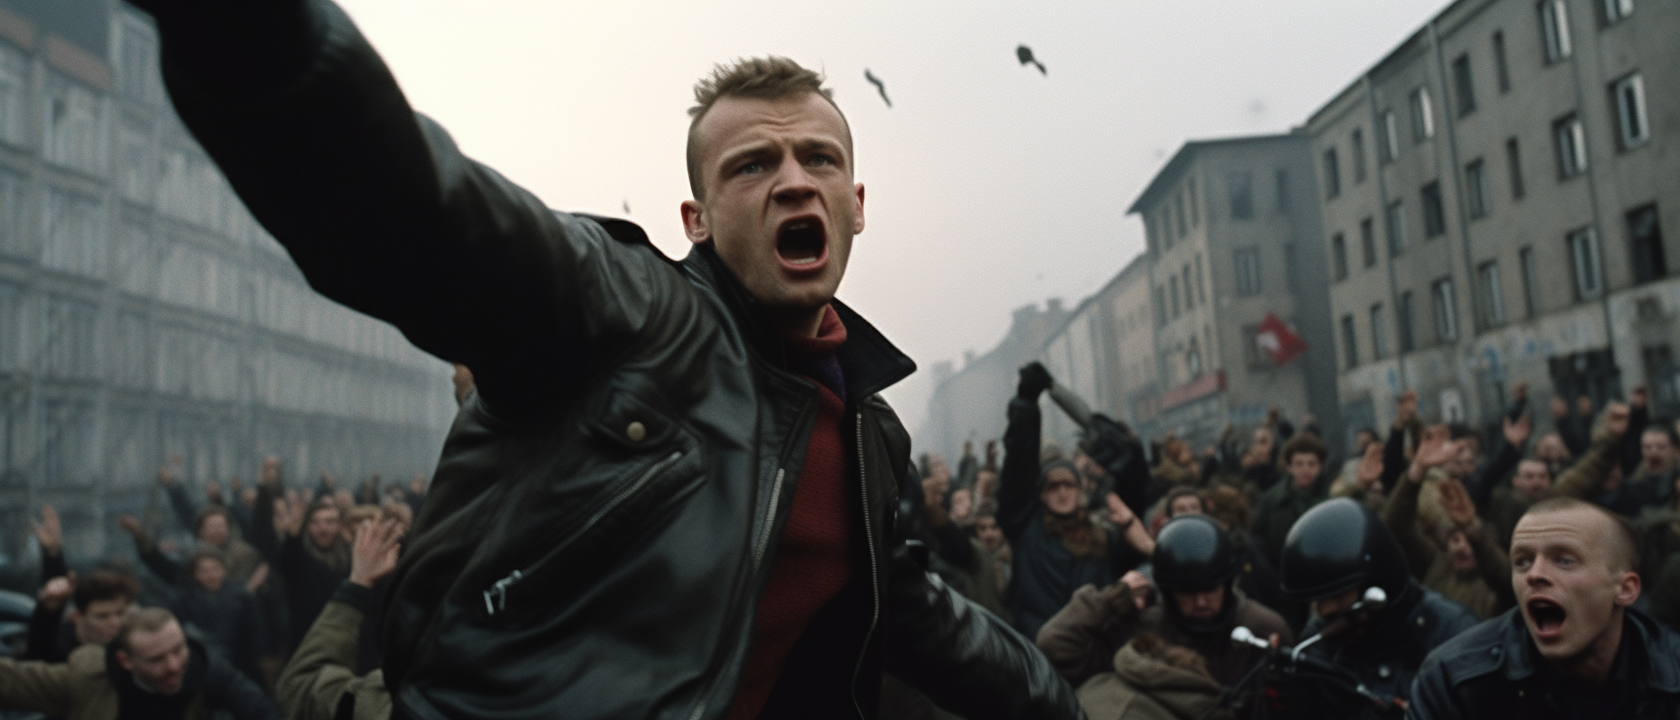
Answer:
[
  {"xmin": 1498, "ymin": 605, "xmax": 1680, "ymax": 693},
  {"xmin": 104, "ymin": 635, "xmax": 212, "ymax": 701},
  {"xmin": 682, "ymin": 241, "xmax": 915, "ymax": 404}
]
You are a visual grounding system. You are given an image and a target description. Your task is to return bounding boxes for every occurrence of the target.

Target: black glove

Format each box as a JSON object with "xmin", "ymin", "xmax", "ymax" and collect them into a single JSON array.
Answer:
[{"xmin": 1017, "ymin": 362, "xmax": 1053, "ymax": 399}]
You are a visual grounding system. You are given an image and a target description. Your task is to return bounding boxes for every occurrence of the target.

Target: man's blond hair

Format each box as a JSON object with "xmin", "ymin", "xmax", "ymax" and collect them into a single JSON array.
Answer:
[
  {"xmin": 685, "ymin": 56, "xmax": 849, "ymax": 200},
  {"xmin": 115, "ymin": 607, "xmax": 178, "ymax": 654}
]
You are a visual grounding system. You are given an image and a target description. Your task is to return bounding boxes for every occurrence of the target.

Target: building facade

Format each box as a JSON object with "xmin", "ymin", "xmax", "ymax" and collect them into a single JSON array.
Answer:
[
  {"xmin": 1037, "ymin": 254, "xmax": 1157, "ymax": 445},
  {"xmin": 0, "ymin": 0, "xmax": 455, "ymax": 565},
  {"xmin": 915, "ymin": 300, "xmax": 1069, "ymax": 460},
  {"xmin": 1127, "ymin": 135, "xmax": 1344, "ymax": 452},
  {"xmin": 1308, "ymin": 0, "xmax": 1680, "ymax": 435}
]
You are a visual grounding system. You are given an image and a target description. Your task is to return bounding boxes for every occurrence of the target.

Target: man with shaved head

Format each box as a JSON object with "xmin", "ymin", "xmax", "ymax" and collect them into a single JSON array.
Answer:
[
  {"xmin": 124, "ymin": 0, "xmax": 1079, "ymax": 717},
  {"xmin": 1408, "ymin": 497, "xmax": 1680, "ymax": 719}
]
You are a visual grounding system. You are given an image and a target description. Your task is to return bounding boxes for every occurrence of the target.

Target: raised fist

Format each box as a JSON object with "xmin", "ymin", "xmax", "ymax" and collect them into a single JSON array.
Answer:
[
  {"xmin": 37, "ymin": 575, "xmax": 73, "ymax": 612},
  {"xmin": 1017, "ymin": 362, "xmax": 1053, "ymax": 399}
]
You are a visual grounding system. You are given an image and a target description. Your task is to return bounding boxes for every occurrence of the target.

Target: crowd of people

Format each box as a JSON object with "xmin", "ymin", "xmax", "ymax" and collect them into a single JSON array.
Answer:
[
  {"xmin": 902, "ymin": 364, "xmax": 1680, "ymax": 719},
  {"xmin": 4, "ymin": 366, "xmax": 1676, "ymax": 719},
  {"xmin": 0, "ymin": 459, "xmax": 423, "ymax": 719}
]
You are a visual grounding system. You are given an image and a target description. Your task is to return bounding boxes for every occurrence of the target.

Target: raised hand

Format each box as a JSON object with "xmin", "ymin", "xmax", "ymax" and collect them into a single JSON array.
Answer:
[
  {"xmin": 1550, "ymin": 396, "xmax": 1569, "ymax": 419},
  {"xmin": 1503, "ymin": 413, "xmax": 1532, "ymax": 450},
  {"xmin": 1355, "ymin": 442, "xmax": 1384, "ymax": 488},
  {"xmin": 349, "ymin": 519, "xmax": 403, "ymax": 588},
  {"xmin": 1410, "ymin": 425, "xmax": 1458, "ymax": 479},
  {"xmin": 32, "ymin": 504, "xmax": 62, "ymax": 557},
  {"xmin": 921, "ymin": 473, "xmax": 948, "ymax": 510},
  {"xmin": 1017, "ymin": 362, "xmax": 1053, "ymax": 399},
  {"xmin": 37, "ymin": 573, "xmax": 73, "ymax": 612},
  {"xmin": 1395, "ymin": 390, "xmax": 1419, "ymax": 428},
  {"xmin": 1436, "ymin": 478, "xmax": 1478, "ymax": 530},
  {"xmin": 274, "ymin": 497, "xmax": 303, "ymax": 537},
  {"xmin": 245, "ymin": 563, "xmax": 270, "ymax": 594},
  {"xmin": 1105, "ymin": 492, "xmax": 1136, "ymax": 528},
  {"xmin": 1117, "ymin": 570, "xmax": 1153, "ymax": 611},
  {"xmin": 1604, "ymin": 402, "xmax": 1630, "ymax": 440}
]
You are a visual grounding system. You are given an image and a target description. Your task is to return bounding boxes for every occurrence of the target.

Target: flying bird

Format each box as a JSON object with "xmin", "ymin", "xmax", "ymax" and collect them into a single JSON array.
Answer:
[
  {"xmin": 622, "ymin": 199, "xmax": 631, "ymax": 214},
  {"xmin": 1016, "ymin": 45, "xmax": 1046, "ymax": 75},
  {"xmin": 864, "ymin": 69, "xmax": 891, "ymax": 108}
]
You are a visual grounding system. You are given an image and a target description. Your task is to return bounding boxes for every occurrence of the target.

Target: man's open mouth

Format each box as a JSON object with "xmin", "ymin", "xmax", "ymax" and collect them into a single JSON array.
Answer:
[
  {"xmin": 1527, "ymin": 598, "xmax": 1567, "ymax": 639},
  {"xmin": 776, "ymin": 217, "xmax": 827, "ymax": 269}
]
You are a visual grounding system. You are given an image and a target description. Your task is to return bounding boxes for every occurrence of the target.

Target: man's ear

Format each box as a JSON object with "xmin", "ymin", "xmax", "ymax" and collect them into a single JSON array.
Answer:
[
  {"xmin": 115, "ymin": 648, "xmax": 132, "ymax": 672},
  {"xmin": 681, "ymin": 200, "xmax": 710, "ymax": 245},
  {"xmin": 1615, "ymin": 569, "xmax": 1641, "ymax": 607},
  {"xmin": 852, "ymin": 182, "xmax": 865, "ymax": 235}
]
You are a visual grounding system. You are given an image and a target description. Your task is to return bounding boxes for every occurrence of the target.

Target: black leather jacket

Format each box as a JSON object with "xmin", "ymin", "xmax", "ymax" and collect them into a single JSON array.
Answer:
[
  {"xmin": 1278, "ymin": 582, "xmax": 1478, "ymax": 719},
  {"xmin": 140, "ymin": 1, "xmax": 1081, "ymax": 718},
  {"xmin": 1408, "ymin": 607, "xmax": 1680, "ymax": 720}
]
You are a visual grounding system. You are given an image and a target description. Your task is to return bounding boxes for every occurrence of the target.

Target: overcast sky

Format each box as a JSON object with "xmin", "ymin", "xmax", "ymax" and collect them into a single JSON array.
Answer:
[{"xmin": 332, "ymin": 0, "xmax": 1449, "ymax": 432}]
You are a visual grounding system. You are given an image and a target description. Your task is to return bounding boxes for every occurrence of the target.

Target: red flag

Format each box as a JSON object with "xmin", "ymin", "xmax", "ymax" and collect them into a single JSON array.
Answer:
[{"xmin": 1255, "ymin": 313, "xmax": 1307, "ymax": 366}]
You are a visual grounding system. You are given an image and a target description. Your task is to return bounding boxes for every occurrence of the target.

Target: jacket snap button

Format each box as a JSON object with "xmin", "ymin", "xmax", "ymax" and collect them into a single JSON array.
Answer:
[
  {"xmin": 1416, "ymin": 617, "xmax": 1426, "ymax": 627},
  {"xmin": 626, "ymin": 421, "xmax": 646, "ymax": 442}
]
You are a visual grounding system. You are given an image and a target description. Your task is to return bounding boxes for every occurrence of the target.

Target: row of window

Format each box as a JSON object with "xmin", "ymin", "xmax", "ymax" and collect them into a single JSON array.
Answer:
[
  {"xmin": 1446, "ymin": 0, "xmax": 1632, "ymax": 123},
  {"xmin": 1337, "ymin": 203, "xmax": 1665, "ymax": 370},
  {"xmin": 1541, "ymin": 0, "xmax": 1638, "ymax": 66},
  {"xmin": 1329, "ymin": 81, "xmax": 1649, "ymax": 282},
  {"xmin": 1322, "ymin": 13, "xmax": 1651, "ymax": 203},
  {"xmin": 1326, "ymin": 72, "xmax": 1648, "ymax": 204},
  {"xmin": 1150, "ymin": 166, "xmax": 1298, "ymax": 250},
  {"xmin": 1155, "ymin": 242, "xmax": 1299, "ymax": 329},
  {"xmin": 1341, "ymin": 278, "xmax": 1460, "ymax": 370}
]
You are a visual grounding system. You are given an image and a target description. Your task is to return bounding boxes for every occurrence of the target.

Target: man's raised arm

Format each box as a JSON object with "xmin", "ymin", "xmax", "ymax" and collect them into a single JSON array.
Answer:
[{"xmin": 130, "ymin": 0, "xmax": 679, "ymax": 414}]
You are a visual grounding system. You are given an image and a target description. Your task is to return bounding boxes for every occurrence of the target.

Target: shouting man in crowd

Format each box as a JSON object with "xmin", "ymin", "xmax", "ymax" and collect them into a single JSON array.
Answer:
[
  {"xmin": 123, "ymin": 0, "xmax": 1078, "ymax": 718},
  {"xmin": 1409, "ymin": 498, "xmax": 1680, "ymax": 718}
]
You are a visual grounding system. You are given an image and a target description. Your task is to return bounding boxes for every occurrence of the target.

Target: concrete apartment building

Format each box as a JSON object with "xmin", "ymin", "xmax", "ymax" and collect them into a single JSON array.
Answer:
[
  {"xmin": 915, "ymin": 300, "xmax": 1068, "ymax": 461},
  {"xmin": 0, "ymin": 0, "xmax": 454, "ymax": 563},
  {"xmin": 1037, "ymin": 254, "xmax": 1157, "ymax": 445},
  {"xmin": 1309, "ymin": 0, "xmax": 1680, "ymax": 433},
  {"xmin": 1126, "ymin": 135, "xmax": 1344, "ymax": 451}
]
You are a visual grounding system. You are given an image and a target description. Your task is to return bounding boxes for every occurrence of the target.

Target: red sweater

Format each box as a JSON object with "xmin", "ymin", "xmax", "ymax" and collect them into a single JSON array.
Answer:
[{"xmin": 727, "ymin": 306, "xmax": 853, "ymax": 720}]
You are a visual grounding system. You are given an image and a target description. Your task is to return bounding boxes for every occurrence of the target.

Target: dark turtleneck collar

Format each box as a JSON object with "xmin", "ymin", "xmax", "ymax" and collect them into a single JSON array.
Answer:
[{"xmin": 682, "ymin": 241, "xmax": 914, "ymax": 403}]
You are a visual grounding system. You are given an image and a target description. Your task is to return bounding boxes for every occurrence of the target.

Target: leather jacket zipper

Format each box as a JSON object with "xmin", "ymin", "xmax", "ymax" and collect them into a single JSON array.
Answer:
[
  {"xmin": 482, "ymin": 569, "xmax": 524, "ymax": 615},
  {"xmin": 751, "ymin": 468, "xmax": 787, "ymax": 571},
  {"xmin": 482, "ymin": 450, "xmax": 684, "ymax": 618},
  {"xmin": 850, "ymin": 411, "xmax": 880, "ymax": 720}
]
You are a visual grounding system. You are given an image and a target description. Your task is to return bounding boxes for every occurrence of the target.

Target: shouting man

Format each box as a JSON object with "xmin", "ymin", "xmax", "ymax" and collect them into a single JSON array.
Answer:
[
  {"xmin": 1409, "ymin": 498, "xmax": 1680, "ymax": 718},
  {"xmin": 124, "ymin": 1, "xmax": 1077, "ymax": 718}
]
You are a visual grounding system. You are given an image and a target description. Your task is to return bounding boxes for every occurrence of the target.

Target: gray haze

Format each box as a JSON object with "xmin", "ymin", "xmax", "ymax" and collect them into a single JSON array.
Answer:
[{"xmin": 333, "ymin": 0, "xmax": 1450, "ymax": 431}]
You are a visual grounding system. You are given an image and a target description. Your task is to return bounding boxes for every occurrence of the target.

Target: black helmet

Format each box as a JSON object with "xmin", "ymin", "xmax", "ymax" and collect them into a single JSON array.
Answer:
[
  {"xmin": 1152, "ymin": 515, "xmax": 1238, "ymax": 593},
  {"xmin": 1280, "ymin": 498, "xmax": 1409, "ymax": 601}
]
